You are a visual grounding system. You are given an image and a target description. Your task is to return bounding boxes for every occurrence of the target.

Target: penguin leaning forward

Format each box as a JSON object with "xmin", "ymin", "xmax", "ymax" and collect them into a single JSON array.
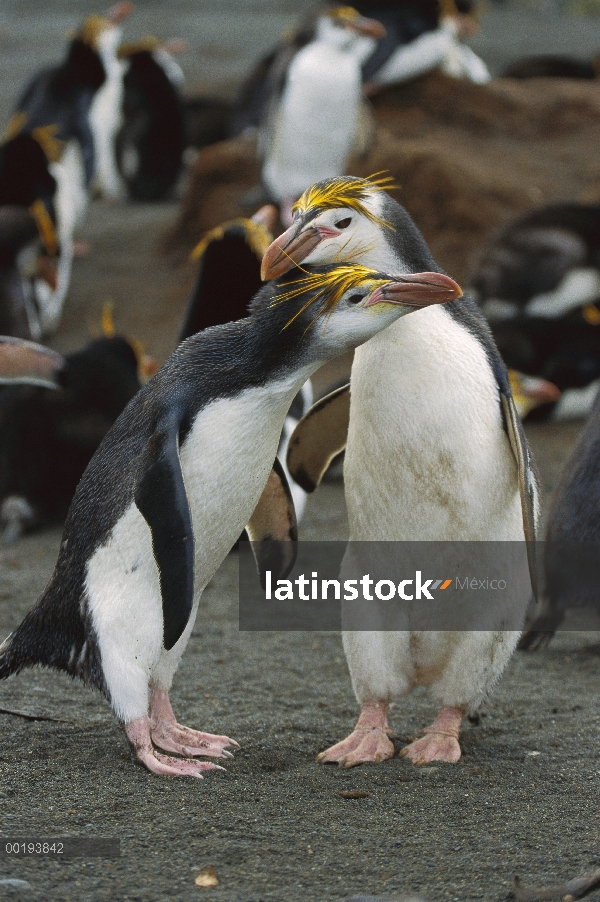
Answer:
[
  {"xmin": 0, "ymin": 261, "xmax": 460, "ymax": 777},
  {"xmin": 262, "ymin": 175, "xmax": 538, "ymax": 767}
]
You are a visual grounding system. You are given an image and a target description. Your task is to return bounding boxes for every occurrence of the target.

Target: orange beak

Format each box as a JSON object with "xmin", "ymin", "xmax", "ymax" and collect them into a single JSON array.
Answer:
[
  {"xmin": 347, "ymin": 15, "xmax": 386, "ymax": 40},
  {"xmin": 261, "ymin": 223, "xmax": 323, "ymax": 281},
  {"xmin": 365, "ymin": 273, "xmax": 463, "ymax": 307}
]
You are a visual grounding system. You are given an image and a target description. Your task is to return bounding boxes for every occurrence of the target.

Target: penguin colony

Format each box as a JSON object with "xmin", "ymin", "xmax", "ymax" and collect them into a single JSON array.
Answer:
[{"xmin": 0, "ymin": 3, "xmax": 597, "ymax": 781}]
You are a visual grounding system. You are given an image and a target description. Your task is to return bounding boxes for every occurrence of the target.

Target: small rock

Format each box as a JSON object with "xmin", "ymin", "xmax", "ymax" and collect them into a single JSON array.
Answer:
[
  {"xmin": 339, "ymin": 790, "xmax": 369, "ymax": 799},
  {"xmin": 0, "ymin": 878, "xmax": 31, "ymax": 890},
  {"xmin": 195, "ymin": 866, "xmax": 218, "ymax": 887}
]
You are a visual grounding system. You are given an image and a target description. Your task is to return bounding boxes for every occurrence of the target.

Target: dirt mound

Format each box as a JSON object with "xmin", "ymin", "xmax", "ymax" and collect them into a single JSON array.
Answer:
[{"xmin": 169, "ymin": 72, "xmax": 600, "ymax": 281}]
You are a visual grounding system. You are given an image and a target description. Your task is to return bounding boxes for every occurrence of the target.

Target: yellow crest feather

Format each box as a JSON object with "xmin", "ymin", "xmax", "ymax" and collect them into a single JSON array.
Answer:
[
  {"xmin": 190, "ymin": 218, "xmax": 273, "ymax": 263},
  {"xmin": 272, "ymin": 263, "xmax": 390, "ymax": 331},
  {"xmin": 4, "ymin": 112, "xmax": 28, "ymax": 142},
  {"xmin": 79, "ymin": 15, "xmax": 111, "ymax": 49},
  {"xmin": 29, "ymin": 200, "xmax": 58, "ymax": 257},
  {"xmin": 328, "ymin": 6, "xmax": 361, "ymax": 23},
  {"xmin": 31, "ymin": 125, "xmax": 64, "ymax": 163},
  {"xmin": 292, "ymin": 173, "xmax": 397, "ymax": 230}
]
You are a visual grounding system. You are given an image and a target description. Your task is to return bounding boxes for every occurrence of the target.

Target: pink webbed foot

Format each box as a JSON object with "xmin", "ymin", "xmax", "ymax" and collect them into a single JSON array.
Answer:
[
  {"xmin": 125, "ymin": 717, "xmax": 226, "ymax": 778},
  {"xmin": 317, "ymin": 700, "xmax": 395, "ymax": 768},
  {"xmin": 400, "ymin": 706, "xmax": 463, "ymax": 766},
  {"xmin": 149, "ymin": 688, "xmax": 239, "ymax": 760}
]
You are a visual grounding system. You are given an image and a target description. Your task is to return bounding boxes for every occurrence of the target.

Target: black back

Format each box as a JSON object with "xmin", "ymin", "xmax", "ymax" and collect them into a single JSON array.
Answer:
[{"xmin": 179, "ymin": 226, "xmax": 264, "ymax": 342}]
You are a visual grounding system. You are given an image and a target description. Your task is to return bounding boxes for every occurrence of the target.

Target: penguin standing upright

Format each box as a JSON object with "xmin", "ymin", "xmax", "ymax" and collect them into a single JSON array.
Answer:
[
  {"xmin": 520, "ymin": 387, "xmax": 600, "ymax": 649},
  {"xmin": 0, "ymin": 134, "xmax": 60, "ymax": 339},
  {"xmin": 262, "ymin": 175, "xmax": 537, "ymax": 766},
  {"xmin": 116, "ymin": 37, "xmax": 186, "ymax": 201},
  {"xmin": 261, "ymin": 7, "xmax": 385, "ymax": 224},
  {"xmin": 87, "ymin": 3, "xmax": 135, "ymax": 199},
  {"xmin": 0, "ymin": 262, "xmax": 460, "ymax": 776}
]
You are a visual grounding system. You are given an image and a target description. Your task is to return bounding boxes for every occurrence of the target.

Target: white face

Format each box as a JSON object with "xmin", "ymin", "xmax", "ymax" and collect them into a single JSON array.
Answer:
[
  {"xmin": 293, "ymin": 194, "xmax": 402, "ymax": 276},
  {"xmin": 309, "ymin": 283, "xmax": 417, "ymax": 358}
]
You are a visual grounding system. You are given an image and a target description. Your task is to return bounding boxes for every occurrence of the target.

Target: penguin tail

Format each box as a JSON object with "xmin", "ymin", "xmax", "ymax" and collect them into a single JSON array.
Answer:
[{"xmin": 0, "ymin": 580, "xmax": 105, "ymax": 691}]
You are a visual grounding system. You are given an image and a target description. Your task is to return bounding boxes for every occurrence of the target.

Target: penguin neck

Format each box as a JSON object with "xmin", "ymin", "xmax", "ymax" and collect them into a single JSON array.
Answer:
[{"xmin": 179, "ymin": 314, "xmax": 325, "ymax": 414}]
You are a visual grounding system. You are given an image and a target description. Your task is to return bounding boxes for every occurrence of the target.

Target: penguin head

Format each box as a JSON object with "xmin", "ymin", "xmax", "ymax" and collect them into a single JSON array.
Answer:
[
  {"xmin": 317, "ymin": 7, "xmax": 386, "ymax": 48},
  {"xmin": 261, "ymin": 175, "xmax": 437, "ymax": 282},
  {"xmin": 252, "ymin": 262, "xmax": 461, "ymax": 359}
]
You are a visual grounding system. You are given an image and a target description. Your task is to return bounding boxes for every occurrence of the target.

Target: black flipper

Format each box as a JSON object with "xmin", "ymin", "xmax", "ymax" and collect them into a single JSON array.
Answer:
[
  {"xmin": 500, "ymin": 389, "xmax": 538, "ymax": 600},
  {"xmin": 286, "ymin": 383, "xmax": 350, "ymax": 493},
  {"xmin": 134, "ymin": 414, "xmax": 195, "ymax": 651},
  {"xmin": 246, "ymin": 457, "xmax": 298, "ymax": 589}
]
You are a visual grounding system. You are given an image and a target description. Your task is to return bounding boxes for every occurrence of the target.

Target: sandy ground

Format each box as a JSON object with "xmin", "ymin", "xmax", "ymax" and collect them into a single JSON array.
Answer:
[{"xmin": 0, "ymin": 3, "xmax": 599, "ymax": 901}]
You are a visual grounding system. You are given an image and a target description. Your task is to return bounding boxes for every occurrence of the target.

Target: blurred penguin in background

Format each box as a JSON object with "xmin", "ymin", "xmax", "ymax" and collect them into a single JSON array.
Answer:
[
  {"xmin": 261, "ymin": 6, "xmax": 385, "ymax": 224},
  {"xmin": 116, "ymin": 37, "xmax": 186, "ymax": 201},
  {"xmin": 471, "ymin": 202, "xmax": 600, "ymax": 420},
  {"xmin": 179, "ymin": 205, "xmax": 313, "ymax": 519},
  {"xmin": 0, "ymin": 133, "xmax": 60, "ymax": 340},
  {"xmin": 0, "ymin": 326, "xmax": 150, "ymax": 544},
  {"xmin": 354, "ymin": 0, "xmax": 490, "ymax": 92}
]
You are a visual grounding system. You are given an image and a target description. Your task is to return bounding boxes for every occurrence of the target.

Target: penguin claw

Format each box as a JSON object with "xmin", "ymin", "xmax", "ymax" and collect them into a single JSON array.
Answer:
[
  {"xmin": 399, "ymin": 733, "xmax": 462, "ymax": 765},
  {"xmin": 150, "ymin": 723, "xmax": 238, "ymax": 760},
  {"xmin": 125, "ymin": 717, "xmax": 230, "ymax": 778},
  {"xmin": 316, "ymin": 728, "xmax": 395, "ymax": 768}
]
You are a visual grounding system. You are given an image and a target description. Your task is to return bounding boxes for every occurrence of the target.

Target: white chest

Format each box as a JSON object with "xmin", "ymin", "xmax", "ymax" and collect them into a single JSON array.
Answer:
[{"xmin": 344, "ymin": 307, "xmax": 524, "ymax": 541}]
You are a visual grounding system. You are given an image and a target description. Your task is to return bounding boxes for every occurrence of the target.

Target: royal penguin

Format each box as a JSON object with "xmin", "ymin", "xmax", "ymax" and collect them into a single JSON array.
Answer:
[
  {"xmin": 87, "ymin": 3, "xmax": 135, "ymax": 199},
  {"xmin": 0, "ymin": 133, "xmax": 60, "ymax": 339},
  {"xmin": 115, "ymin": 37, "xmax": 186, "ymax": 201},
  {"xmin": 492, "ymin": 310, "xmax": 600, "ymax": 421},
  {"xmin": 0, "ymin": 333, "xmax": 147, "ymax": 544},
  {"xmin": 262, "ymin": 175, "xmax": 537, "ymax": 767},
  {"xmin": 519, "ymin": 386, "xmax": 600, "ymax": 649},
  {"xmin": 470, "ymin": 202, "xmax": 600, "ymax": 323},
  {"xmin": 261, "ymin": 6, "xmax": 385, "ymax": 224},
  {"xmin": 0, "ymin": 262, "xmax": 460, "ymax": 776},
  {"xmin": 179, "ymin": 205, "xmax": 312, "ymax": 519},
  {"xmin": 356, "ymin": 0, "xmax": 489, "ymax": 92}
]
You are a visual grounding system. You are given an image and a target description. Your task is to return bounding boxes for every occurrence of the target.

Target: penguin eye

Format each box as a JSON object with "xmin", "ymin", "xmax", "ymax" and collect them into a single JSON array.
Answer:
[
  {"xmin": 335, "ymin": 217, "xmax": 352, "ymax": 229},
  {"xmin": 347, "ymin": 294, "xmax": 363, "ymax": 305}
]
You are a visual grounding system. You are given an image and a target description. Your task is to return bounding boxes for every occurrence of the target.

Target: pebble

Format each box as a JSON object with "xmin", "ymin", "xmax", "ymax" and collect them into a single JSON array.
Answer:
[{"xmin": 0, "ymin": 878, "xmax": 31, "ymax": 890}]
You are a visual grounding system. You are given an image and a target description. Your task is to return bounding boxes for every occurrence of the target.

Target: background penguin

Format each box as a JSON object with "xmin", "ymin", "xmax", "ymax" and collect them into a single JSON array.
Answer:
[
  {"xmin": 261, "ymin": 7, "xmax": 385, "ymax": 224},
  {"xmin": 115, "ymin": 37, "xmax": 186, "ymax": 201},
  {"xmin": 0, "ymin": 133, "xmax": 60, "ymax": 339},
  {"xmin": 469, "ymin": 202, "xmax": 600, "ymax": 323},
  {"xmin": 492, "ymin": 311, "xmax": 600, "ymax": 421},
  {"xmin": 519, "ymin": 387, "xmax": 600, "ymax": 650},
  {"xmin": 262, "ymin": 175, "xmax": 537, "ymax": 767},
  {"xmin": 469, "ymin": 202, "xmax": 600, "ymax": 420},
  {"xmin": 0, "ymin": 262, "xmax": 460, "ymax": 777},
  {"xmin": 87, "ymin": 3, "xmax": 135, "ymax": 199},
  {"xmin": 179, "ymin": 205, "xmax": 313, "ymax": 519},
  {"xmin": 0, "ymin": 334, "xmax": 146, "ymax": 544}
]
